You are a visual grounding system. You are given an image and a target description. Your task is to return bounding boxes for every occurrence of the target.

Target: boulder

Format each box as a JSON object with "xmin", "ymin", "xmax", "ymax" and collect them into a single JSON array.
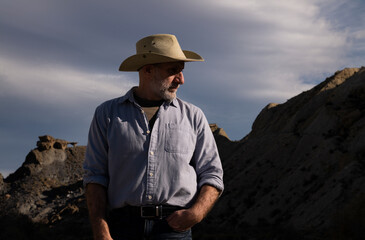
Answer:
[{"xmin": 37, "ymin": 135, "xmax": 77, "ymax": 151}]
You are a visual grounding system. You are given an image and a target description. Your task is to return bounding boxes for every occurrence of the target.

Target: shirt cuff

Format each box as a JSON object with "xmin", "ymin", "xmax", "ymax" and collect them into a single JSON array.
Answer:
[
  {"xmin": 198, "ymin": 178, "xmax": 224, "ymax": 196},
  {"xmin": 83, "ymin": 175, "xmax": 108, "ymax": 188}
]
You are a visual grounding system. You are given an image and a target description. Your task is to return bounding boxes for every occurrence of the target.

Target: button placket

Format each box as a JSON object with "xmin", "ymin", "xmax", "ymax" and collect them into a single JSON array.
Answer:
[
  {"xmin": 134, "ymin": 102, "xmax": 150, "ymax": 135},
  {"xmin": 146, "ymin": 158, "xmax": 156, "ymax": 202},
  {"xmin": 134, "ymin": 102, "xmax": 155, "ymax": 202},
  {"xmin": 145, "ymin": 111, "xmax": 161, "ymax": 203}
]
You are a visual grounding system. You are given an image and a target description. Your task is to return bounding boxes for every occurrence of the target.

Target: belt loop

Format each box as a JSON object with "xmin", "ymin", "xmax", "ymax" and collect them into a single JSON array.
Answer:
[
  {"xmin": 156, "ymin": 205, "xmax": 159, "ymax": 217},
  {"xmin": 157, "ymin": 205, "xmax": 163, "ymax": 219}
]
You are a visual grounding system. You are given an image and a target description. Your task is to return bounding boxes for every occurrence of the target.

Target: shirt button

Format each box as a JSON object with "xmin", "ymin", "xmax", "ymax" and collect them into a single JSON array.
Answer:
[
  {"xmin": 141, "ymin": 110, "xmax": 144, "ymax": 114},
  {"xmin": 146, "ymin": 130, "xmax": 150, "ymax": 134},
  {"xmin": 150, "ymin": 151, "xmax": 154, "ymax": 155},
  {"xmin": 148, "ymin": 195, "xmax": 152, "ymax": 200},
  {"xmin": 149, "ymin": 172, "xmax": 154, "ymax": 177}
]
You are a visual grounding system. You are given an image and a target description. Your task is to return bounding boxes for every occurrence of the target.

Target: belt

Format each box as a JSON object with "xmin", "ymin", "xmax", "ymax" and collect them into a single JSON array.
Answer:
[{"xmin": 109, "ymin": 205, "xmax": 183, "ymax": 219}]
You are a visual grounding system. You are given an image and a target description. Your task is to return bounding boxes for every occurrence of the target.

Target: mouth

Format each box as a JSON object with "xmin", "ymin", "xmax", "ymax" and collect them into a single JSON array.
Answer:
[{"xmin": 168, "ymin": 84, "xmax": 179, "ymax": 91}]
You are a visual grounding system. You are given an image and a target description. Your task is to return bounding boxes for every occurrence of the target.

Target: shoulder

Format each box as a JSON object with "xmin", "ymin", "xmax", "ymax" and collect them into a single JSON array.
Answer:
[
  {"xmin": 174, "ymin": 98, "xmax": 204, "ymax": 115},
  {"xmin": 95, "ymin": 96, "xmax": 122, "ymax": 115},
  {"xmin": 94, "ymin": 90, "xmax": 131, "ymax": 115},
  {"xmin": 173, "ymin": 98, "xmax": 207, "ymax": 127}
]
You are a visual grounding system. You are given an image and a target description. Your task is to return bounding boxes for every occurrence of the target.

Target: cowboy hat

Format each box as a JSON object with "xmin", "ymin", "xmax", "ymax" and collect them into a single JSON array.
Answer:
[{"xmin": 119, "ymin": 34, "xmax": 204, "ymax": 71}]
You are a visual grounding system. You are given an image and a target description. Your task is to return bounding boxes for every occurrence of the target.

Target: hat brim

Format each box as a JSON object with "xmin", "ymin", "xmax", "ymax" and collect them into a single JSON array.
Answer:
[{"xmin": 119, "ymin": 50, "xmax": 204, "ymax": 71}]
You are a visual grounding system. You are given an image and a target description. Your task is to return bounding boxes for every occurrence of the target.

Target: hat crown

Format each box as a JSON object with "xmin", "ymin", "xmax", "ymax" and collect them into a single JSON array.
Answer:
[
  {"xmin": 119, "ymin": 33, "xmax": 203, "ymax": 71},
  {"xmin": 136, "ymin": 34, "xmax": 186, "ymax": 58}
]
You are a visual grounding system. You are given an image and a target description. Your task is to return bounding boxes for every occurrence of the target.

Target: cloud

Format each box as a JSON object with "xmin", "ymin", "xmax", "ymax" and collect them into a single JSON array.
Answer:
[
  {"xmin": 1, "ymin": 0, "xmax": 353, "ymax": 105},
  {"xmin": 185, "ymin": 0, "xmax": 349, "ymax": 101},
  {"xmin": 0, "ymin": 56, "xmax": 135, "ymax": 106},
  {"xmin": 0, "ymin": 0, "xmax": 364, "ymax": 161},
  {"xmin": 0, "ymin": 54, "xmax": 136, "ymax": 171}
]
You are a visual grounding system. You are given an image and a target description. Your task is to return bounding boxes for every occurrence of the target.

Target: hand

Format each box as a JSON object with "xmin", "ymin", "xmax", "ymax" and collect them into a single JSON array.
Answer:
[
  {"xmin": 95, "ymin": 234, "xmax": 113, "ymax": 240},
  {"xmin": 166, "ymin": 185, "xmax": 220, "ymax": 232},
  {"xmin": 166, "ymin": 208, "xmax": 204, "ymax": 232},
  {"xmin": 92, "ymin": 224, "xmax": 113, "ymax": 240}
]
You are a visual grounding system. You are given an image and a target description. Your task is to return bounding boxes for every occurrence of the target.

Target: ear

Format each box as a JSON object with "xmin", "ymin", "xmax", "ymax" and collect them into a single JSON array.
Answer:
[{"xmin": 143, "ymin": 64, "xmax": 154, "ymax": 74}]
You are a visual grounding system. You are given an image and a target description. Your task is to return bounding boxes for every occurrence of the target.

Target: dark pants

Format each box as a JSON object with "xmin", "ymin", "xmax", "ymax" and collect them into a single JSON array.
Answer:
[{"xmin": 108, "ymin": 208, "xmax": 192, "ymax": 240}]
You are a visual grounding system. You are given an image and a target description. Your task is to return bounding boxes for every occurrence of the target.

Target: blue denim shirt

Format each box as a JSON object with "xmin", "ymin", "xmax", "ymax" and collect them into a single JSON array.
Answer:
[{"xmin": 83, "ymin": 88, "xmax": 224, "ymax": 209}]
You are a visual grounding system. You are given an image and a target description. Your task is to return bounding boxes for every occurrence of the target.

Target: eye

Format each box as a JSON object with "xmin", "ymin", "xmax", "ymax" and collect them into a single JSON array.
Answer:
[{"xmin": 168, "ymin": 67, "xmax": 183, "ymax": 75}]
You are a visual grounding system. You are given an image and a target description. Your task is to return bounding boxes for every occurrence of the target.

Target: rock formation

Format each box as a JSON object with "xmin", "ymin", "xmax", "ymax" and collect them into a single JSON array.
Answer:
[
  {"xmin": 1, "ymin": 67, "xmax": 365, "ymax": 239},
  {"xmin": 0, "ymin": 137, "xmax": 88, "ymax": 239},
  {"xmin": 37, "ymin": 135, "xmax": 77, "ymax": 151},
  {"xmin": 210, "ymin": 123, "xmax": 230, "ymax": 140},
  {"xmin": 201, "ymin": 67, "xmax": 365, "ymax": 239}
]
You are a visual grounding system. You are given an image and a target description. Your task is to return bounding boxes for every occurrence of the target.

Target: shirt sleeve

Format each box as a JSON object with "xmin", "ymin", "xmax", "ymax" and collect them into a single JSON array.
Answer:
[
  {"xmin": 83, "ymin": 105, "xmax": 110, "ymax": 188},
  {"xmin": 191, "ymin": 109, "xmax": 224, "ymax": 194}
]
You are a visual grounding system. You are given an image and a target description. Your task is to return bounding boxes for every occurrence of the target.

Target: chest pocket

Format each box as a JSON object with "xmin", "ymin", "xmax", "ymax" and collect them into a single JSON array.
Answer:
[{"xmin": 164, "ymin": 123, "xmax": 195, "ymax": 154}]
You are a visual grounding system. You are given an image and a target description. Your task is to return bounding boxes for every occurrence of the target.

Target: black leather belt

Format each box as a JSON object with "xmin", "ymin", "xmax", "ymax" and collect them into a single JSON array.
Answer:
[{"xmin": 110, "ymin": 205, "xmax": 183, "ymax": 219}]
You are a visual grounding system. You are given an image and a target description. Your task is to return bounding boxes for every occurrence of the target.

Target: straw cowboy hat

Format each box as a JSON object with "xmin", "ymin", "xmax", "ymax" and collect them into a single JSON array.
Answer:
[{"xmin": 119, "ymin": 34, "xmax": 204, "ymax": 71}]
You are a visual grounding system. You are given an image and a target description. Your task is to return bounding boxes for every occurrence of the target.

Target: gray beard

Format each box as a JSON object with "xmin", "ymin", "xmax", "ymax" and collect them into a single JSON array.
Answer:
[
  {"xmin": 152, "ymin": 80, "xmax": 178, "ymax": 101},
  {"xmin": 160, "ymin": 89, "xmax": 176, "ymax": 101}
]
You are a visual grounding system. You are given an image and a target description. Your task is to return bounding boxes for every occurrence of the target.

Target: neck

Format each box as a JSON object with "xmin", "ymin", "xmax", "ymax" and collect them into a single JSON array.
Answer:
[
  {"xmin": 133, "ymin": 92, "xmax": 164, "ymax": 107},
  {"xmin": 134, "ymin": 86, "xmax": 162, "ymax": 101}
]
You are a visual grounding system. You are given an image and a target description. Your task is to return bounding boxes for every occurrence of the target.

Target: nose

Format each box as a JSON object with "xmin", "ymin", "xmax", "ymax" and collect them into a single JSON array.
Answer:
[{"xmin": 174, "ymin": 72, "xmax": 184, "ymax": 85}]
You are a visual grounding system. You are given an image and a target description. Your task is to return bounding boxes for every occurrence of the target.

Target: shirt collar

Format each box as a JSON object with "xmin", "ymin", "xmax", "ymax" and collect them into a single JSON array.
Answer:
[
  {"xmin": 117, "ymin": 87, "xmax": 136, "ymax": 104},
  {"xmin": 167, "ymin": 98, "xmax": 178, "ymax": 108}
]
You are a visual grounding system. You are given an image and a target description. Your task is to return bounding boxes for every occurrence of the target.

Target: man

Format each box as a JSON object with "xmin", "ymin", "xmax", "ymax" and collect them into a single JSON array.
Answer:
[{"xmin": 83, "ymin": 34, "xmax": 224, "ymax": 240}]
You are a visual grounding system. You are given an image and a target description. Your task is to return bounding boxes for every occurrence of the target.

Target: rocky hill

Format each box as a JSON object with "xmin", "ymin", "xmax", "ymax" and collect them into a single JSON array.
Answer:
[
  {"xmin": 0, "ymin": 136, "xmax": 89, "ymax": 239},
  {"xmin": 1, "ymin": 67, "xmax": 365, "ymax": 239},
  {"xmin": 204, "ymin": 67, "xmax": 365, "ymax": 239}
]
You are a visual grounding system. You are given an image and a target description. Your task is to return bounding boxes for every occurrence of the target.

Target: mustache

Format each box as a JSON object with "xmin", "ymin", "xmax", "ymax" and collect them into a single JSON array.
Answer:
[{"xmin": 169, "ymin": 83, "xmax": 180, "ymax": 89}]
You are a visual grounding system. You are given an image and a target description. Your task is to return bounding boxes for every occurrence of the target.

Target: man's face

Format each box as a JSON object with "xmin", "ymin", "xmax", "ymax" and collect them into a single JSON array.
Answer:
[{"xmin": 150, "ymin": 62, "xmax": 185, "ymax": 101}]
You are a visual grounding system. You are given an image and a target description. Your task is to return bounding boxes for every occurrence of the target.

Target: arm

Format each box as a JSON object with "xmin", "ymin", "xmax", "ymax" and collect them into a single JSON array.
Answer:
[
  {"xmin": 166, "ymin": 109, "xmax": 223, "ymax": 232},
  {"xmin": 85, "ymin": 183, "xmax": 113, "ymax": 240},
  {"xmin": 166, "ymin": 185, "xmax": 220, "ymax": 232}
]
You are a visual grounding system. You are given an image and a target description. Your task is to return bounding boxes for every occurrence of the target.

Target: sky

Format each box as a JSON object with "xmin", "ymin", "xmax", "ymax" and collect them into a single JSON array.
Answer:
[{"xmin": 1, "ymin": 0, "xmax": 365, "ymax": 177}]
